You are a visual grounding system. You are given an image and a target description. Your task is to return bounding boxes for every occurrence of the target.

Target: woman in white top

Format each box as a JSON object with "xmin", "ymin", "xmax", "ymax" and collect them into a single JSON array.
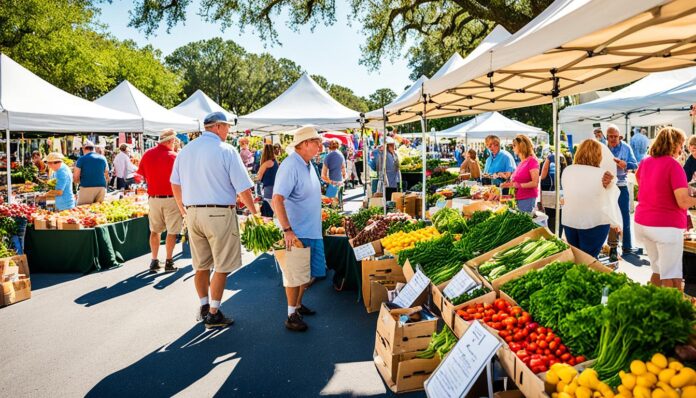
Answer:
[{"xmin": 562, "ymin": 139, "xmax": 621, "ymax": 258}]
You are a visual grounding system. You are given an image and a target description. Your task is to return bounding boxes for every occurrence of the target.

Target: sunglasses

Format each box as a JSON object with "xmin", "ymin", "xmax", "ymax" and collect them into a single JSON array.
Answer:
[{"xmin": 47, "ymin": 161, "xmax": 62, "ymax": 164}]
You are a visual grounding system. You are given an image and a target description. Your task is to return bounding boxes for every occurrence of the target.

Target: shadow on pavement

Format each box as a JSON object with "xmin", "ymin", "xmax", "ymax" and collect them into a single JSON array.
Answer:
[
  {"xmin": 30, "ymin": 273, "xmax": 83, "ymax": 291},
  {"xmin": 622, "ymin": 253, "xmax": 650, "ymax": 267},
  {"xmin": 75, "ymin": 268, "xmax": 190, "ymax": 307},
  {"xmin": 85, "ymin": 253, "xmax": 422, "ymax": 397}
]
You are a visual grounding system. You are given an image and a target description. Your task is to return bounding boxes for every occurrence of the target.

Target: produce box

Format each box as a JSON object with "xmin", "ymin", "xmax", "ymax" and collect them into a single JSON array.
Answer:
[
  {"xmin": 369, "ymin": 196, "xmax": 385, "ymax": 208},
  {"xmin": 1, "ymin": 255, "xmax": 29, "ymax": 280},
  {"xmin": 404, "ymin": 193, "xmax": 423, "ymax": 218},
  {"xmin": 462, "ymin": 200, "xmax": 498, "ymax": 217},
  {"xmin": 376, "ymin": 303, "xmax": 438, "ymax": 354},
  {"xmin": 58, "ymin": 220, "xmax": 82, "ymax": 230},
  {"xmin": 431, "ymin": 268, "xmax": 496, "ymax": 332},
  {"xmin": 1, "ymin": 275, "xmax": 31, "ymax": 307},
  {"xmin": 350, "ymin": 239, "xmax": 384, "ymax": 260},
  {"xmin": 374, "ymin": 330, "xmax": 440, "ymax": 387},
  {"xmin": 391, "ymin": 192, "xmax": 405, "ymax": 212},
  {"xmin": 451, "ymin": 294, "xmax": 501, "ymax": 339},
  {"xmin": 494, "ymin": 390, "xmax": 524, "ymax": 398},
  {"xmin": 466, "ymin": 227, "xmax": 571, "ymax": 287},
  {"xmin": 33, "ymin": 218, "xmax": 53, "ymax": 230},
  {"xmin": 494, "ymin": 245, "xmax": 611, "ymax": 292},
  {"xmin": 362, "ymin": 258, "xmax": 406, "ymax": 313}
]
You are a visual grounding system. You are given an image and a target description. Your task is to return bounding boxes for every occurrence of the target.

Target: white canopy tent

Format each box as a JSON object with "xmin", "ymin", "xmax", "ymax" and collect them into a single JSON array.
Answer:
[
  {"xmin": 95, "ymin": 80, "xmax": 200, "ymax": 135},
  {"xmin": 170, "ymin": 89, "xmax": 236, "ymax": 130},
  {"xmin": 0, "ymin": 54, "xmax": 142, "ymax": 133},
  {"xmin": 436, "ymin": 112, "xmax": 547, "ymax": 140},
  {"xmin": 236, "ymin": 74, "xmax": 361, "ymax": 133},
  {"xmin": 412, "ymin": 0, "xmax": 696, "ymax": 230},
  {"xmin": 364, "ymin": 75, "xmax": 429, "ymax": 126},
  {"xmin": 559, "ymin": 66, "xmax": 696, "ymax": 140}
]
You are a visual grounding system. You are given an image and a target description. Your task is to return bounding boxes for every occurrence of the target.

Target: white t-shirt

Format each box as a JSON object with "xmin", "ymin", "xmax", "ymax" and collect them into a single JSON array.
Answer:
[{"xmin": 562, "ymin": 164, "xmax": 622, "ymax": 229}]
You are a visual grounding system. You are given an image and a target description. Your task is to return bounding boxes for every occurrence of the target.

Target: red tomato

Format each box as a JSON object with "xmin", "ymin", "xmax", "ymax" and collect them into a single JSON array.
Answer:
[
  {"xmin": 530, "ymin": 332, "xmax": 538, "ymax": 341},
  {"xmin": 528, "ymin": 342, "xmax": 538, "ymax": 352},
  {"xmin": 499, "ymin": 330, "xmax": 510, "ymax": 338},
  {"xmin": 510, "ymin": 306, "xmax": 523, "ymax": 316},
  {"xmin": 544, "ymin": 349, "xmax": 551, "ymax": 356},
  {"xmin": 505, "ymin": 336, "xmax": 513, "ymax": 343},
  {"xmin": 537, "ymin": 326, "xmax": 547, "ymax": 335},
  {"xmin": 509, "ymin": 342, "xmax": 522, "ymax": 352},
  {"xmin": 546, "ymin": 333, "xmax": 555, "ymax": 342},
  {"xmin": 558, "ymin": 345, "xmax": 567, "ymax": 354},
  {"xmin": 518, "ymin": 313, "xmax": 531, "ymax": 325},
  {"xmin": 560, "ymin": 353, "xmax": 572, "ymax": 362},
  {"xmin": 491, "ymin": 314, "xmax": 500, "ymax": 322},
  {"xmin": 491, "ymin": 322, "xmax": 502, "ymax": 330},
  {"xmin": 483, "ymin": 303, "xmax": 493, "ymax": 310},
  {"xmin": 549, "ymin": 341, "xmax": 558, "ymax": 350},
  {"xmin": 474, "ymin": 313, "xmax": 483, "ymax": 319},
  {"xmin": 554, "ymin": 337, "xmax": 561, "ymax": 345},
  {"xmin": 467, "ymin": 308, "xmax": 477, "ymax": 314},
  {"xmin": 513, "ymin": 331, "xmax": 524, "ymax": 341},
  {"xmin": 568, "ymin": 358, "xmax": 577, "ymax": 366},
  {"xmin": 538, "ymin": 340, "xmax": 548, "ymax": 349},
  {"xmin": 576, "ymin": 356, "xmax": 586, "ymax": 363},
  {"xmin": 494, "ymin": 299, "xmax": 508, "ymax": 311}
]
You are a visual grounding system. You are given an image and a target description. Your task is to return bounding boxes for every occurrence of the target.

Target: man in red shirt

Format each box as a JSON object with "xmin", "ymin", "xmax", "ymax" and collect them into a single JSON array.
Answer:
[{"xmin": 137, "ymin": 129, "xmax": 183, "ymax": 273}]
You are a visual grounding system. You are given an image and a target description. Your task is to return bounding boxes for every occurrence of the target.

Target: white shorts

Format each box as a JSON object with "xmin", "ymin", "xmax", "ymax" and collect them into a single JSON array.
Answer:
[{"xmin": 635, "ymin": 223, "xmax": 684, "ymax": 279}]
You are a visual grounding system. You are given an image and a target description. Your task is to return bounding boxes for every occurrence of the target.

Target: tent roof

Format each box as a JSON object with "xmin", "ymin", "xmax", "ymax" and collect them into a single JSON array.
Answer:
[
  {"xmin": 421, "ymin": 0, "xmax": 696, "ymax": 121},
  {"xmin": 559, "ymin": 66, "xmax": 696, "ymax": 123},
  {"xmin": 0, "ymin": 53, "xmax": 142, "ymax": 133},
  {"xmin": 364, "ymin": 75, "xmax": 428, "ymax": 122},
  {"xmin": 236, "ymin": 73, "xmax": 361, "ymax": 133},
  {"xmin": 437, "ymin": 112, "xmax": 546, "ymax": 139},
  {"xmin": 170, "ymin": 89, "xmax": 236, "ymax": 126},
  {"xmin": 95, "ymin": 80, "xmax": 200, "ymax": 134},
  {"xmin": 383, "ymin": 25, "xmax": 512, "ymax": 125}
]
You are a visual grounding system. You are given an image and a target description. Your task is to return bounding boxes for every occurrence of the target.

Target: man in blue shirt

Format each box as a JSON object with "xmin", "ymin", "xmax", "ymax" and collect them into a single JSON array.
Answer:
[
  {"xmin": 171, "ymin": 112, "xmax": 257, "ymax": 329},
  {"xmin": 606, "ymin": 125, "xmax": 640, "ymax": 259},
  {"xmin": 74, "ymin": 140, "xmax": 108, "ymax": 205},
  {"xmin": 273, "ymin": 126, "xmax": 326, "ymax": 332},
  {"xmin": 483, "ymin": 135, "xmax": 516, "ymax": 186},
  {"xmin": 454, "ymin": 145, "xmax": 463, "ymax": 167},
  {"xmin": 45, "ymin": 152, "xmax": 75, "ymax": 211},
  {"xmin": 630, "ymin": 128, "xmax": 650, "ymax": 163},
  {"xmin": 322, "ymin": 139, "xmax": 346, "ymax": 198}
]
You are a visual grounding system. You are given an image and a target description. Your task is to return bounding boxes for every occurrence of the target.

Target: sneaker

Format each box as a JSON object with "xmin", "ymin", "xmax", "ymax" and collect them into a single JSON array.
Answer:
[
  {"xmin": 164, "ymin": 259, "xmax": 178, "ymax": 273},
  {"xmin": 197, "ymin": 304, "xmax": 210, "ymax": 322},
  {"xmin": 296, "ymin": 304, "xmax": 316, "ymax": 316},
  {"xmin": 622, "ymin": 247, "xmax": 644, "ymax": 256},
  {"xmin": 285, "ymin": 313, "xmax": 308, "ymax": 332},
  {"xmin": 609, "ymin": 247, "xmax": 619, "ymax": 263},
  {"xmin": 149, "ymin": 259, "xmax": 161, "ymax": 273},
  {"xmin": 204, "ymin": 310, "xmax": 234, "ymax": 329}
]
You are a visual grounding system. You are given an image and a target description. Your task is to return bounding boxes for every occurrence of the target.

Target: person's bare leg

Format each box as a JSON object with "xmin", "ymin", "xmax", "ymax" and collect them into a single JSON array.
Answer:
[
  {"xmin": 286, "ymin": 286, "xmax": 299, "ymax": 312},
  {"xmin": 195, "ymin": 269, "xmax": 211, "ymax": 301},
  {"xmin": 665, "ymin": 278, "xmax": 683, "ymax": 291},
  {"xmin": 649, "ymin": 273, "xmax": 661, "ymax": 286},
  {"xmin": 295, "ymin": 283, "xmax": 309, "ymax": 308},
  {"xmin": 209, "ymin": 272, "xmax": 229, "ymax": 314},
  {"xmin": 164, "ymin": 234, "xmax": 177, "ymax": 260},
  {"xmin": 149, "ymin": 232, "xmax": 160, "ymax": 260}
]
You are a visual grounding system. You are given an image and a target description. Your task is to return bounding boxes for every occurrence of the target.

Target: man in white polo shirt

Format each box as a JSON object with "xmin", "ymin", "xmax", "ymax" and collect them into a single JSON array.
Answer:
[{"xmin": 171, "ymin": 112, "xmax": 257, "ymax": 329}]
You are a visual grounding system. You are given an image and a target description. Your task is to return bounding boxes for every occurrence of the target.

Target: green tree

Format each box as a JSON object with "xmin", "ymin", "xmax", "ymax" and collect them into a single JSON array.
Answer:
[
  {"xmin": 366, "ymin": 88, "xmax": 397, "ymax": 110},
  {"xmin": 122, "ymin": 0, "xmax": 551, "ymax": 69}
]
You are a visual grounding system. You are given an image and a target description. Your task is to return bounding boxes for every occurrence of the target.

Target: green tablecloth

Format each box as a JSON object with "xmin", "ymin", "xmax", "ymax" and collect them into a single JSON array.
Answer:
[
  {"xmin": 323, "ymin": 235, "xmax": 360, "ymax": 292},
  {"xmin": 25, "ymin": 216, "xmax": 151, "ymax": 274}
]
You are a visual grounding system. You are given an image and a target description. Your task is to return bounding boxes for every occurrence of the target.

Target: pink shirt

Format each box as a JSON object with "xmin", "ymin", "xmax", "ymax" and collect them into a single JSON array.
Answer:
[
  {"xmin": 511, "ymin": 157, "xmax": 539, "ymax": 200},
  {"xmin": 635, "ymin": 156, "xmax": 688, "ymax": 229}
]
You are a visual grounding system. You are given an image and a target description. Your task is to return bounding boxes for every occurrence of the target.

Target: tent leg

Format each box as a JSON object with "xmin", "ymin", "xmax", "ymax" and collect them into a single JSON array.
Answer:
[
  {"xmin": 553, "ymin": 99, "xmax": 561, "ymax": 236},
  {"xmin": 381, "ymin": 108, "xmax": 388, "ymax": 215},
  {"xmin": 360, "ymin": 124, "xmax": 367, "ymax": 198},
  {"xmin": 5, "ymin": 129, "xmax": 11, "ymax": 204},
  {"xmin": 624, "ymin": 114, "xmax": 630, "ymax": 144},
  {"xmin": 420, "ymin": 112, "xmax": 427, "ymax": 219}
]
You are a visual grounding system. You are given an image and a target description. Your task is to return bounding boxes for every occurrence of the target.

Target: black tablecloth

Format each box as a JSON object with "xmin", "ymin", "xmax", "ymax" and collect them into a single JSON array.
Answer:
[
  {"xmin": 25, "ymin": 216, "xmax": 151, "ymax": 274},
  {"xmin": 323, "ymin": 235, "xmax": 360, "ymax": 293}
]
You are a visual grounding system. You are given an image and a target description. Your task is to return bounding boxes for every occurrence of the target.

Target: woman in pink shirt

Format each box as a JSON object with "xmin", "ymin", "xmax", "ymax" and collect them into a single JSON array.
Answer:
[
  {"xmin": 635, "ymin": 127, "xmax": 696, "ymax": 290},
  {"xmin": 502, "ymin": 135, "xmax": 539, "ymax": 214}
]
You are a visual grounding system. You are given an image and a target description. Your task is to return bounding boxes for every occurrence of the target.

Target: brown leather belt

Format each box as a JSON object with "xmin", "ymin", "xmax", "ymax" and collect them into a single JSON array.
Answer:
[{"xmin": 186, "ymin": 205, "xmax": 236, "ymax": 209}]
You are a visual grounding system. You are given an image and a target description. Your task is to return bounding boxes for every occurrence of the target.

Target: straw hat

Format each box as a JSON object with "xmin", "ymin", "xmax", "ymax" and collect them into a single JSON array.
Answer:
[
  {"xmin": 44, "ymin": 152, "xmax": 64, "ymax": 163},
  {"xmin": 159, "ymin": 129, "xmax": 178, "ymax": 143},
  {"xmin": 286, "ymin": 125, "xmax": 321, "ymax": 153}
]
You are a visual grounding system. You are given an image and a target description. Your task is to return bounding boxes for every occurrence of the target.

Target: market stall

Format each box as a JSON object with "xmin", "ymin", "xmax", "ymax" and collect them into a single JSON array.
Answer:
[{"xmin": 169, "ymin": 89, "xmax": 236, "ymax": 131}]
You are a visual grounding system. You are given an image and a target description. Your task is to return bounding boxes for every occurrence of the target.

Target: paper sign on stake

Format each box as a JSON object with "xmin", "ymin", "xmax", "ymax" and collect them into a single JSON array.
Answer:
[
  {"xmin": 424, "ymin": 321, "xmax": 501, "ymax": 398},
  {"xmin": 443, "ymin": 268, "xmax": 479, "ymax": 300},
  {"xmin": 392, "ymin": 270, "xmax": 430, "ymax": 309},
  {"xmin": 353, "ymin": 242, "xmax": 376, "ymax": 261}
]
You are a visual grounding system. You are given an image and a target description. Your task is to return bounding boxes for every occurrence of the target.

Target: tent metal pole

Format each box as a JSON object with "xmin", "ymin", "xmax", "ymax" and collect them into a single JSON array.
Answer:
[
  {"xmin": 382, "ymin": 108, "xmax": 388, "ymax": 215},
  {"xmin": 624, "ymin": 113, "xmax": 630, "ymax": 144},
  {"xmin": 420, "ymin": 100, "xmax": 428, "ymax": 219},
  {"xmin": 553, "ymin": 98, "xmax": 561, "ymax": 236},
  {"xmin": 5, "ymin": 129, "xmax": 11, "ymax": 204},
  {"xmin": 359, "ymin": 115, "xmax": 367, "ymax": 198}
]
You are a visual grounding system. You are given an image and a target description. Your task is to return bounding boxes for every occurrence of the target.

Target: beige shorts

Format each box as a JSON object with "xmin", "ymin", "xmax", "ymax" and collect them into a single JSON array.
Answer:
[
  {"xmin": 186, "ymin": 207, "xmax": 242, "ymax": 274},
  {"xmin": 148, "ymin": 197, "xmax": 183, "ymax": 235},
  {"xmin": 77, "ymin": 187, "xmax": 105, "ymax": 205},
  {"xmin": 275, "ymin": 247, "xmax": 311, "ymax": 288}
]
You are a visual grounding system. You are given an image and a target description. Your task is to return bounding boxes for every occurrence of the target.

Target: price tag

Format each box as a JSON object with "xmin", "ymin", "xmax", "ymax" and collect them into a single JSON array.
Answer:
[
  {"xmin": 392, "ymin": 270, "xmax": 430, "ymax": 308},
  {"xmin": 443, "ymin": 268, "xmax": 479, "ymax": 300},
  {"xmin": 353, "ymin": 242, "xmax": 376, "ymax": 261},
  {"xmin": 424, "ymin": 321, "xmax": 501, "ymax": 398}
]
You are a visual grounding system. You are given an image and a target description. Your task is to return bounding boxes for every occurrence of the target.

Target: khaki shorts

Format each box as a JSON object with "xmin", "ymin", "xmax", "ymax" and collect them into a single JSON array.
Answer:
[
  {"xmin": 148, "ymin": 197, "xmax": 183, "ymax": 235},
  {"xmin": 77, "ymin": 187, "xmax": 105, "ymax": 205},
  {"xmin": 186, "ymin": 207, "xmax": 242, "ymax": 274}
]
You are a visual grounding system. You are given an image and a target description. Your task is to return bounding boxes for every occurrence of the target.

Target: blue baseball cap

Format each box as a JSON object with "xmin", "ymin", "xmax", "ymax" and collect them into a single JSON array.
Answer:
[{"xmin": 203, "ymin": 112, "xmax": 234, "ymax": 126}]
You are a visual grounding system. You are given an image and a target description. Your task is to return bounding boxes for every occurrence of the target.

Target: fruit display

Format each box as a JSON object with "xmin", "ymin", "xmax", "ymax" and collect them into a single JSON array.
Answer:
[
  {"xmin": 351, "ymin": 212, "xmax": 412, "ymax": 247},
  {"xmin": 322, "ymin": 208, "xmax": 344, "ymax": 233},
  {"xmin": 380, "ymin": 226, "xmax": 440, "ymax": 254},
  {"xmin": 31, "ymin": 198, "xmax": 148, "ymax": 228},
  {"xmin": 344, "ymin": 207, "xmax": 382, "ymax": 238},
  {"xmin": 0, "ymin": 203, "xmax": 36, "ymax": 221}
]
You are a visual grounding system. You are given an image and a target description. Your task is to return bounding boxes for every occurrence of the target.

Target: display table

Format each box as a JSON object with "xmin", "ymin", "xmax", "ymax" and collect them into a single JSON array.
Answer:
[
  {"xmin": 400, "ymin": 172, "xmax": 423, "ymax": 191},
  {"xmin": 25, "ymin": 216, "xmax": 151, "ymax": 274},
  {"xmin": 323, "ymin": 235, "xmax": 360, "ymax": 292}
]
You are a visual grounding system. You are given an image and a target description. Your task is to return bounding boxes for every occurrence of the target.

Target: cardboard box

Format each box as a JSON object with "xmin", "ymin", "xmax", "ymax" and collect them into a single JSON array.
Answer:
[
  {"xmin": 350, "ymin": 239, "xmax": 384, "ymax": 260},
  {"xmin": 362, "ymin": 258, "xmax": 406, "ymax": 313},
  {"xmin": 450, "ymin": 294, "xmax": 501, "ymax": 338},
  {"xmin": 1, "ymin": 275, "xmax": 31, "ymax": 307},
  {"xmin": 392, "ymin": 192, "xmax": 406, "ymax": 212},
  {"xmin": 376, "ymin": 303, "xmax": 438, "ymax": 354},
  {"xmin": 33, "ymin": 219, "xmax": 51, "ymax": 230},
  {"xmin": 462, "ymin": 200, "xmax": 498, "ymax": 217},
  {"xmin": 374, "ymin": 348, "xmax": 440, "ymax": 393},
  {"xmin": 404, "ymin": 193, "xmax": 423, "ymax": 218},
  {"xmin": 494, "ymin": 391, "xmax": 525, "ymax": 398},
  {"xmin": 1, "ymin": 255, "xmax": 29, "ymax": 280},
  {"xmin": 431, "ymin": 264, "xmax": 492, "ymax": 313},
  {"xmin": 58, "ymin": 220, "xmax": 82, "ymax": 230},
  {"xmin": 374, "ymin": 330, "xmax": 440, "ymax": 382},
  {"xmin": 466, "ymin": 227, "xmax": 571, "ymax": 288},
  {"xmin": 432, "ymin": 268, "xmax": 496, "ymax": 333}
]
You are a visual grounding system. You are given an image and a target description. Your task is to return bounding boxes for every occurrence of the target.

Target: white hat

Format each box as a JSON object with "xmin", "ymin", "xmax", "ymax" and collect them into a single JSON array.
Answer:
[
  {"xmin": 386, "ymin": 137, "xmax": 395, "ymax": 144},
  {"xmin": 286, "ymin": 125, "xmax": 321, "ymax": 153},
  {"xmin": 83, "ymin": 139, "xmax": 95, "ymax": 148}
]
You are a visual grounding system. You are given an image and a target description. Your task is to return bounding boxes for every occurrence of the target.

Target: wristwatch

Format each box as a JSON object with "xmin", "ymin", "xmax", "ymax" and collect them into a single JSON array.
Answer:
[{"xmin": 283, "ymin": 227, "xmax": 293, "ymax": 232}]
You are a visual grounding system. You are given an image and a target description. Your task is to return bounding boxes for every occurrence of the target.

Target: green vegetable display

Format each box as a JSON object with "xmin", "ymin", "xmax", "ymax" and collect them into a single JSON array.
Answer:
[
  {"xmin": 592, "ymin": 284, "xmax": 696, "ymax": 386},
  {"xmin": 454, "ymin": 210, "xmax": 538, "ymax": 259},
  {"xmin": 345, "ymin": 207, "xmax": 382, "ymax": 238},
  {"xmin": 453, "ymin": 185, "xmax": 472, "ymax": 198},
  {"xmin": 322, "ymin": 208, "xmax": 344, "ymax": 232},
  {"xmin": 416, "ymin": 327, "xmax": 457, "ymax": 359},
  {"xmin": 240, "ymin": 215, "xmax": 284, "ymax": 255},
  {"xmin": 386, "ymin": 219, "xmax": 426, "ymax": 235},
  {"xmin": 431, "ymin": 207, "xmax": 466, "ymax": 234},
  {"xmin": 477, "ymin": 237, "xmax": 568, "ymax": 280},
  {"xmin": 450, "ymin": 286, "xmax": 489, "ymax": 306},
  {"xmin": 501, "ymin": 261, "xmax": 575, "ymax": 309}
]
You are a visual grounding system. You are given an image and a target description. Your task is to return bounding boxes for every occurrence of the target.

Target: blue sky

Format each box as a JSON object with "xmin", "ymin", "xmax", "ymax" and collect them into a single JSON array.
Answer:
[{"xmin": 96, "ymin": 0, "xmax": 414, "ymax": 98}]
